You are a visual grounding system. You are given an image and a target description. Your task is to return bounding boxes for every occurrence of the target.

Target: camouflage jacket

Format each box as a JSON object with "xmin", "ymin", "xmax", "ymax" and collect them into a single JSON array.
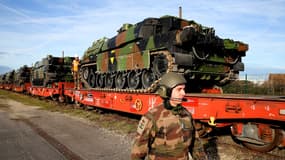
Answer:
[{"xmin": 131, "ymin": 102, "xmax": 194, "ymax": 160}]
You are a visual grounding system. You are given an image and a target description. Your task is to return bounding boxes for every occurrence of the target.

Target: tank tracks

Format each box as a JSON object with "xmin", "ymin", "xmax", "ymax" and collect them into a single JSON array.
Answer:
[{"xmin": 79, "ymin": 50, "xmax": 174, "ymax": 93}]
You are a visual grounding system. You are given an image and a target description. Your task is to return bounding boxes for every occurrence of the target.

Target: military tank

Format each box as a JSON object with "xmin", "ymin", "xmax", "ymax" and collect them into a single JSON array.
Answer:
[
  {"xmin": 31, "ymin": 55, "xmax": 74, "ymax": 87},
  {"xmin": 80, "ymin": 15, "xmax": 248, "ymax": 93},
  {"xmin": 14, "ymin": 65, "xmax": 31, "ymax": 87},
  {"xmin": 0, "ymin": 74, "xmax": 5, "ymax": 86},
  {"xmin": 5, "ymin": 70, "xmax": 15, "ymax": 85}
]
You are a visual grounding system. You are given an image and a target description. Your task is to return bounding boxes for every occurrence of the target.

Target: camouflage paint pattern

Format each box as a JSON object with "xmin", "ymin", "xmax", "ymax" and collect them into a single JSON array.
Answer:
[
  {"xmin": 31, "ymin": 55, "xmax": 74, "ymax": 86},
  {"xmin": 83, "ymin": 15, "xmax": 248, "ymax": 75},
  {"xmin": 80, "ymin": 15, "xmax": 248, "ymax": 91},
  {"xmin": 14, "ymin": 65, "xmax": 31, "ymax": 86},
  {"xmin": 131, "ymin": 104, "xmax": 194, "ymax": 160},
  {"xmin": 3, "ymin": 70, "xmax": 15, "ymax": 84}
]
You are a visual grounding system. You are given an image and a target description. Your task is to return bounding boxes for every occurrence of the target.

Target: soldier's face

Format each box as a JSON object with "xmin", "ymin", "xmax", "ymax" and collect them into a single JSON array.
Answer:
[{"xmin": 169, "ymin": 84, "xmax": 186, "ymax": 107}]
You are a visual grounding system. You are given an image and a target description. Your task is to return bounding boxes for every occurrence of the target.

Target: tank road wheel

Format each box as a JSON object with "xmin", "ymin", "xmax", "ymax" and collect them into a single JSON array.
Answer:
[
  {"xmin": 96, "ymin": 73, "xmax": 105, "ymax": 88},
  {"xmin": 141, "ymin": 69, "xmax": 156, "ymax": 89},
  {"xmin": 152, "ymin": 54, "xmax": 168, "ymax": 78},
  {"xmin": 115, "ymin": 72, "xmax": 126, "ymax": 89},
  {"xmin": 82, "ymin": 67, "xmax": 89, "ymax": 80},
  {"xmin": 127, "ymin": 71, "xmax": 141, "ymax": 89},
  {"xmin": 87, "ymin": 71, "xmax": 96, "ymax": 88},
  {"xmin": 105, "ymin": 73, "xmax": 114, "ymax": 88}
]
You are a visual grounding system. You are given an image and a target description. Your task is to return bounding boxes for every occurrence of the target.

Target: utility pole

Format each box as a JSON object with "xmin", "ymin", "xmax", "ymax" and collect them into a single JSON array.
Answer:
[{"xmin": 179, "ymin": 6, "xmax": 182, "ymax": 18}]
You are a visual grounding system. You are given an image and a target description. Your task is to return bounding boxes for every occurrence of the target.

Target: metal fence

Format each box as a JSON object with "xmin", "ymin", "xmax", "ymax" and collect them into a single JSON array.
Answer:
[{"xmin": 223, "ymin": 74, "xmax": 285, "ymax": 96}]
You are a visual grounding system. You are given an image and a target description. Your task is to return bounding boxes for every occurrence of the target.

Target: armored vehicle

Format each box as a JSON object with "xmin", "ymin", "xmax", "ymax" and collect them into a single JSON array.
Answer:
[
  {"xmin": 31, "ymin": 55, "xmax": 74, "ymax": 87},
  {"xmin": 0, "ymin": 74, "xmax": 6, "ymax": 88},
  {"xmin": 14, "ymin": 65, "xmax": 31, "ymax": 87},
  {"xmin": 5, "ymin": 70, "xmax": 15, "ymax": 85},
  {"xmin": 80, "ymin": 15, "xmax": 248, "ymax": 92},
  {"xmin": 0, "ymin": 74, "xmax": 5, "ymax": 84}
]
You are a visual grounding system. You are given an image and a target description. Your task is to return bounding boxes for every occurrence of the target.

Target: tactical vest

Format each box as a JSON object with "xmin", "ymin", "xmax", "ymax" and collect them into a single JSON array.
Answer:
[{"xmin": 146, "ymin": 104, "xmax": 194, "ymax": 160}]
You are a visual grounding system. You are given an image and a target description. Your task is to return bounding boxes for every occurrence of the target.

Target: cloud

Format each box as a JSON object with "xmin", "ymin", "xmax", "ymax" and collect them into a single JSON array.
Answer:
[
  {"xmin": 0, "ymin": 2, "xmax": 31, "ymax": 19},
  {"xmin": 0, "ymin": 51, "xmax": 9, "ymax": 56}
]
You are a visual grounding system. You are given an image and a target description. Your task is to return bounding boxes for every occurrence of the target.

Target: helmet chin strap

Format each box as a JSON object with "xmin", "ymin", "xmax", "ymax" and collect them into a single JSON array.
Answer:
[
  {"xmin": 170, "ymin": 97, "xmax": 187, "ymax": 102},
  {"xmin": 164, "ymin": 97, "xmax": 187, "ymax": 110}
]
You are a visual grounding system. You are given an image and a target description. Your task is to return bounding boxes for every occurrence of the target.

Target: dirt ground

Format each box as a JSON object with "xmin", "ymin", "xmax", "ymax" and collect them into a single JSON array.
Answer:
[
  {"xmin": 0, "ymin": 95, "xmax": 284, "ymax": 160},
  {"xmin": 0, "ymin": 96, "xmax": 132, "ymax": 160}
]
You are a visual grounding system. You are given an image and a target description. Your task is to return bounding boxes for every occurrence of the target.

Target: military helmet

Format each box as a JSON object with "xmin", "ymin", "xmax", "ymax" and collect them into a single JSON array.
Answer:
[{"xmin": 157, "ymin": 72, "xmax": 186, "ymax": 99}]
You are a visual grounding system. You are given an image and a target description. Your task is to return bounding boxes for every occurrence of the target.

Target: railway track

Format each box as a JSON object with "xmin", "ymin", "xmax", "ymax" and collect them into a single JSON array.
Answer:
[{"xmin": 216, "ymin": 140, "xmax": 285, "ymax": 160}]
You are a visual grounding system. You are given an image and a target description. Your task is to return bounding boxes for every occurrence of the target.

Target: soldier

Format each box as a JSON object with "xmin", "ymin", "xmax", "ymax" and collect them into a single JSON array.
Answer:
[
  {"xmin": 131, "ymin": 72, "xmax": 207, "ymax": 160},
  {"xmin": 72, "ymin": 54, "xmax": 80, "ymax": 88}
]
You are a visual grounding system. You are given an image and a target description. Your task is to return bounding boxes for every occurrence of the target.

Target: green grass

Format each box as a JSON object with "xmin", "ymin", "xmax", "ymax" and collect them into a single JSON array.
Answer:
[
  {"xmin": 0, "ymin": 89, "xmax": 138, "ymax": 135},
  {"xmin": 0, "ymin": 90, "xmax": 52, "ymax": 107}
]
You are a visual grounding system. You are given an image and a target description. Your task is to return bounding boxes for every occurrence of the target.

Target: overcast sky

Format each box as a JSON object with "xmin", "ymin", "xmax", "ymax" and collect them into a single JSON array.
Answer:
[{"xmin": 0, "ymin": 0, "xmax": 284, "ymax": 79}]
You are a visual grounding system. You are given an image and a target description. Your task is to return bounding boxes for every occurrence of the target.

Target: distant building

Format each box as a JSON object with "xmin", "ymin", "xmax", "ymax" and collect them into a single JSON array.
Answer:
[
  {"xmin": 267, "ymin": 74, "xmax": 285, "ymax": 95},
  {"xmin": 268, "ymin": 74, "xmax": 285, "ymax": 84}
]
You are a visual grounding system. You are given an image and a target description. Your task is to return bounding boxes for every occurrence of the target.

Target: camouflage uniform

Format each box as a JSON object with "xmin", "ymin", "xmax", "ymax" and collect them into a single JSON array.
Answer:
[{"xmin": 131, "ymin": 101, "xmax": 194, "ymax": 160}]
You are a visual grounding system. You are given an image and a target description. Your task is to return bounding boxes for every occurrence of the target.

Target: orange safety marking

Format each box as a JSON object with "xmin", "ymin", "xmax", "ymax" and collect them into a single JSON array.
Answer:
[{"xmin": 134, "ymin": 99, "xmax": 143, "ymax": 111}]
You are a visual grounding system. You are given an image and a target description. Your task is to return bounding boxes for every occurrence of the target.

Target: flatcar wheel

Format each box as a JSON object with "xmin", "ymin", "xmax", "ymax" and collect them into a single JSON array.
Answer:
[
  {"xmin": 58, "ymin": 96, "xmax": 65, "ymax": 103},
  {"xmin": 127, "ymin": 71, "xmax": 140, "ymax": 89},
  {"xmin": 96, "ymin": 73, "xmax": 105, "ymax": 88},
  {"xmin": 241, "ymin": 126, "xmax": 282, "ymax": 152},
  {"xmin": 105, "ymin": 73, "xmax": 114, "ymax": 88},
  {"xmin": 87, "ymin": 71, "xmax": 96, "ymax": 88},
  {"xmin": 115, "ymin": 72, "xmax": 126, "ymax": 89},
  {"xmin": 51, "ymin": 94, "xmax": 58, "ymax": 101},
  {"xmin": 20, "ymin": 83, "xmax": 24, "ymax": 91},
  {"xmin": 74, "ymin": 101, "xmax": 82, "ymax": 108},
  {"xmin": 141, "ymin": 69, "xmax": 155, "ymax": 89}
]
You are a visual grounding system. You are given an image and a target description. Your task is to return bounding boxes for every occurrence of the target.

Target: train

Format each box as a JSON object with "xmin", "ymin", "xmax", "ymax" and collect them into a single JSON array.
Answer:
[{"xmin": 0, "ymin": 15, "xmax": 285, "ymax": 153}]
